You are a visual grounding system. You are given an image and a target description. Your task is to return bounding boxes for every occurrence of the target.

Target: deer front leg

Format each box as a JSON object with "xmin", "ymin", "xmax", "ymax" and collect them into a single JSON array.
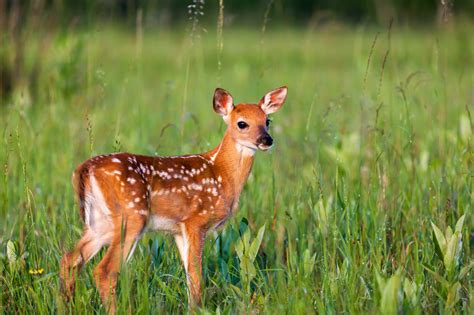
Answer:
[{"xmin": 174, "ymin": 223, "xmax": 206, "ymax": 307}]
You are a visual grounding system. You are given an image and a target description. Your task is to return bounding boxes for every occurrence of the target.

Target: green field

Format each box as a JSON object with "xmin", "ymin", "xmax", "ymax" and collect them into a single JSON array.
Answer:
[{"xmin": 0, "ymin": 22, "xmax": 473, "ymax": 313}]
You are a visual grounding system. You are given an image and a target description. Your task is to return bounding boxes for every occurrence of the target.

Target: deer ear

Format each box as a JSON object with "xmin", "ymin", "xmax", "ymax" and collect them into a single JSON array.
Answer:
[
  {"xmin": 258, "ymin": 86, "xmax": 287, "ymax": 114},
  {"xmin": 213, "ymin": 88, "xmax": 234, "ymax": 119}
]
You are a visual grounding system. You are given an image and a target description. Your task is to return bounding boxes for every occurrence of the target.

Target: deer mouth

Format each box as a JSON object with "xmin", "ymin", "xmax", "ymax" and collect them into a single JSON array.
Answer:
[
  {"xmin": 257, "ymin": 143, "xmax": 273, "ymax": 151},
  {"xmin": 256, "ymin": 134, "xmax": 273, "ymax": 151}
]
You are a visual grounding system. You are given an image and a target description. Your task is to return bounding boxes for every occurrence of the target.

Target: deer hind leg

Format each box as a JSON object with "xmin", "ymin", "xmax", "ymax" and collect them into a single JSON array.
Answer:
[
  {"xmin": 174, "ymin": 223, "xmax": 205, "ymax": 307},
  {"xmin": 61, "ymin": 173, "xmax": 114, "ymax": 300},
  {"xmin": 60, "ymin": 228, "xmax": 109, "ymax": 300},
  {"xmin": 94, "ymin": 213, "xmax": 146, "ymax": 314}
]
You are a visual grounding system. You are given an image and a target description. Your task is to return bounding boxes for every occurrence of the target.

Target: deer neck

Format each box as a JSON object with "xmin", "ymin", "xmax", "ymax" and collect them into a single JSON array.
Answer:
[{"xmin": 205, "ymin": 130, "xmax": 256, "ymax": 202}]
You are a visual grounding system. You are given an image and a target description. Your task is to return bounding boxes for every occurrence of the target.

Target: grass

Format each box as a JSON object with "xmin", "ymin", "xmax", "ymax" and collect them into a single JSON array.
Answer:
[{"xmin": 0, "ymin": 20, "xmax": 473, "ymax": 314}]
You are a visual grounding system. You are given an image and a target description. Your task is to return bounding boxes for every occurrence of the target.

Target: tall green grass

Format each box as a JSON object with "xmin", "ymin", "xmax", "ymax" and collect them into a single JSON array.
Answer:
[{"xmin": 0, "ymin": 21, "xmax": 472, "ymax": 313}]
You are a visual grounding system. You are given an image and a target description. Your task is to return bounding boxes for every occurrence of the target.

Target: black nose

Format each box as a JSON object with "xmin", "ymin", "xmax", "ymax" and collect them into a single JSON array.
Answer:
[{"xmin": 260, "ymin": 135, "xmax": 273, "ymax": 146}]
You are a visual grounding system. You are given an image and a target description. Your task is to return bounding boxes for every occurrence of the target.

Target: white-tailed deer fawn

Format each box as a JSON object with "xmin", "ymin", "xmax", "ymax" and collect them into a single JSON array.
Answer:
[{"xmin": 60, "ymin": 86, "xmax": 287, "ymax": 312}]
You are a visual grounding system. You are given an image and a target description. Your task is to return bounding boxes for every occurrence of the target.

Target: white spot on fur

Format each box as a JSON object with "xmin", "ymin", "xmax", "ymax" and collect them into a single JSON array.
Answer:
[
  {"xmin": 134, "ymin": 209, "xmax": 148, "ymax": 216},
  {"xmin": 156, "ymin": 171, "xmax": 171, "ymax": 180},
  {"xmin": 188, "ymin": 183, "xmax": 203, "ymax": 191},
  {"xmin": 111, "ymin": 158, "xmax": 121, "ymax": 163}
]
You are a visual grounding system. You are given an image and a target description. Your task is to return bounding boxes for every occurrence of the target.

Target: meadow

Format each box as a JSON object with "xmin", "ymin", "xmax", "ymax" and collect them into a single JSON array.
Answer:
[{"xmin": 0, "ymin": 20, "xmax": 472, "ymax": 313}]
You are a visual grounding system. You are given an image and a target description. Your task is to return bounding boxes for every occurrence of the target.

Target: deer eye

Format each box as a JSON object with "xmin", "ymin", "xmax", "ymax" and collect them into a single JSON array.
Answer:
[
  {"xmin": 266, "ymin": 119, "xmax": 271, "ymax": 127},
  {"xmin": 237, "ymin": 121, "xmax": 249, "ymax": 129}
]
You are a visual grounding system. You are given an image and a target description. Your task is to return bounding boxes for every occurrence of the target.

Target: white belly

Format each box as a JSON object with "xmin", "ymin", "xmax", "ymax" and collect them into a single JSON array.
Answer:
[{"xmin": 147, "ymin": 215, "xmax": 178, "ymax": 233}]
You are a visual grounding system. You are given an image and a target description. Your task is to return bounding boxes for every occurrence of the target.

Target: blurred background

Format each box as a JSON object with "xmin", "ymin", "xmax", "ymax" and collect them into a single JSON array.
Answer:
[{"xmin": 0, "ymin": 0, "xmax": 473, "ymax": 103}]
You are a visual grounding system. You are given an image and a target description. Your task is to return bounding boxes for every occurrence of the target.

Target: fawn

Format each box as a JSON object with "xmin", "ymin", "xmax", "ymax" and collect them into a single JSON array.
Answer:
[{"xmin": 60, "ymin": 86, "xmax": 287, "ymax": 312}]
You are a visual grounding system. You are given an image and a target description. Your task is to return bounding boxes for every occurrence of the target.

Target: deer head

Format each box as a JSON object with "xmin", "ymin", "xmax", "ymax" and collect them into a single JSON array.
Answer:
[{"xmin": 213, "ymin": 86, "xmax": 287, "ymax": 152}]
